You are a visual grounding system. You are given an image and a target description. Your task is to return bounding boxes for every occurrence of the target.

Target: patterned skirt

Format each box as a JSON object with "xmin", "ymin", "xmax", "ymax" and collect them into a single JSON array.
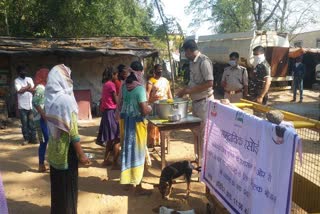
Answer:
[
  {"xmin": 120, "ymin": 115, "xmax": 147, "ymax": 185},
  {"xmin": 96, "ymin": 109, "xmax": 120, "ymax": 146}
]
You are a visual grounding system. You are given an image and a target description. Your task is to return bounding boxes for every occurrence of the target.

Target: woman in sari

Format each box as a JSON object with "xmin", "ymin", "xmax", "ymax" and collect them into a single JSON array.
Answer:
[
  {"xmin": 45, "ymin": 64, "xmax": 89, "ymax": 214},
  {"xmin": 119, "ymin": 61, "xmax": 152, "ymax": 195},
  {"xmin": 32, "ymin": 68, "xmax": 49, "ymax": 172},
  {"xmin": 146, "ymin": 64, "xmax": 172, "ymax": 147}
]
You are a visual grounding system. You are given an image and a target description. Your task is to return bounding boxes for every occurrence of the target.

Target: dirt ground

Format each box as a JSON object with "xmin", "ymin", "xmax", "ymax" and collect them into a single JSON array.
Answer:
[
  {"xmin": 0, "ymin": 118, "xmax": 208, "ymax": 214},
  {"xmin": 0, "ymin": 89, "xmax": 319, "ymax": 214},
  {"xmin": 267, "ymin": 89, "xmax": 320, "ymax": 120}
]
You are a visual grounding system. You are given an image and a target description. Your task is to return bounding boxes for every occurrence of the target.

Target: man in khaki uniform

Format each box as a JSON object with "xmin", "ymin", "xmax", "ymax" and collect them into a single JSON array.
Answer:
[
  {"xmin": 221, "ymin": 52, "xmax": 248, "ymax": 103},
  {"xmin": 177, "ymin": 39, "xmax": 214, "ymax": 163}
]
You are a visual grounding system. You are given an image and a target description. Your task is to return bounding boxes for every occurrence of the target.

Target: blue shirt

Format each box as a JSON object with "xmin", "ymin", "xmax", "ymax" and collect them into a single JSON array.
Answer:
[{"xmin": 293, "ymin": 63, "xmax": 306, "ymax": 79}]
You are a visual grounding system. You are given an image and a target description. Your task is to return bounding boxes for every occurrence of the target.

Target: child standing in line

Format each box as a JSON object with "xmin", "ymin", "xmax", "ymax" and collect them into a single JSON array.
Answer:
[{"xmin": 97, "ymin": 67, "xmax": 121, "ymax": 169}]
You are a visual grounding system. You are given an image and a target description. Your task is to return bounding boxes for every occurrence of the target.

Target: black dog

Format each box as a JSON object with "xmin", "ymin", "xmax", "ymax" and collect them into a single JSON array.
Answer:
[{"xmin": 155, "ymin": 161, "xmax": 201, "ymax": 199}]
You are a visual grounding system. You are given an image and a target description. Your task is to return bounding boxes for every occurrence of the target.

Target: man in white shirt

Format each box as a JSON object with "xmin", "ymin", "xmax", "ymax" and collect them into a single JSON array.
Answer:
[{"xmin": 14, "ymin": 65, "xmax": 37, "ymax": 145}]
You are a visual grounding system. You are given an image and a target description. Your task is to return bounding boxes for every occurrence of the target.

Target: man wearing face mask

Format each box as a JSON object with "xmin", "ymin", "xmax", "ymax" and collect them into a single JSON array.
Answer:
[
  {"xmin": 177, "ymin": 39, "xmax": 214, "ymax": 163},
  {"xmin": 249, "ymin": 46, "xmax": 271, "ymax": 105},
  {"xmin": 14, "ymin": 65, "xmax": 37, "ymax": 145},
  {"xmin": 221, "ymin": 52, "xmax": 248, "ymax": 103},
  {"xmin": 291, "ymin": 56, "xmax": 306, "ymax": 103}
]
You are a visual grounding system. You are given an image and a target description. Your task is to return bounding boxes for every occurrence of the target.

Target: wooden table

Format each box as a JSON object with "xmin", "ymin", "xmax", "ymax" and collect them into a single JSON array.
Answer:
[{"xmin": 147, "ymin": 115, "xmax": 202, "ymax": 169}]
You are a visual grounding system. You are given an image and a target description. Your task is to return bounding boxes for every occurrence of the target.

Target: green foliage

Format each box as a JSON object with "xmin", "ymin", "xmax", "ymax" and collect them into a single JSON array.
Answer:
[
  {"xmin": 187, "ymin": 0, "xmax": 253, "ymax": 33},
  {"xmin": 213, "ymin": 0, "xmax": 253, "ymax": 33},
  {"xmin": 0, "ymin": 0, "xmax": 155, "ymax": 37},
  {"xmin": 150, "ymin": 36, "xmax": 168, "ymax": 58}
]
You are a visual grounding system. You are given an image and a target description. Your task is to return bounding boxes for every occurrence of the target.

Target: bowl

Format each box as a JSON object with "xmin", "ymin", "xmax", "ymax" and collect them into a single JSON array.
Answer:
[{"xmin": 168, "ymin": 114, "xmax": 181, "ymax": 122}]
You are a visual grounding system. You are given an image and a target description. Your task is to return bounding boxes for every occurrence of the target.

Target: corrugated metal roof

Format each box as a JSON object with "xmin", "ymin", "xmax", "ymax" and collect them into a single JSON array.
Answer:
[
  {"xmin": 289, "ymin": 47, "xmax": 320, "ymax": 58},
  {"xmin": 0, "ymin": 36, "xmax": 158, "ymax": 57}
]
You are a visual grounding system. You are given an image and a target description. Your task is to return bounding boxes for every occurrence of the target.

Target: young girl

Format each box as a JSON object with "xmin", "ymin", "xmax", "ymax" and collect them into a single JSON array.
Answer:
[{"xmin": 97, "ymin": 67, "xmax": 120, "ymax": 169}]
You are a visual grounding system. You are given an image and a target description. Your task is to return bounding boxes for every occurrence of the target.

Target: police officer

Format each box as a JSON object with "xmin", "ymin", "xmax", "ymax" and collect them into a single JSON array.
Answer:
[
  {"xmin": 221, "ymin": 52, "xmax": 248, "ymax": 103},
  {"xmin": 249, "ymin": 46, "xmax": 271, "ymax": 105},
  {"xmin": 177, "ymin": 39, "xmax": 214, "ymax": 163}
]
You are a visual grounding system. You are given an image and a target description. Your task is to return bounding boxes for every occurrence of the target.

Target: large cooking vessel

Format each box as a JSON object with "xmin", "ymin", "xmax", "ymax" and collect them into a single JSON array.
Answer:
[{"xmin": 154, "ymin": 98, "xmax": 189, "ymax": 120}]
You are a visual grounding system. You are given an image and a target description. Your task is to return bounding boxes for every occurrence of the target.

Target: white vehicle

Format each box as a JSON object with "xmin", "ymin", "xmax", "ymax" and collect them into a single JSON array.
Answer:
[{"xmin": 197, "ymin": 31, "xmax": 291, "ymax": 80}]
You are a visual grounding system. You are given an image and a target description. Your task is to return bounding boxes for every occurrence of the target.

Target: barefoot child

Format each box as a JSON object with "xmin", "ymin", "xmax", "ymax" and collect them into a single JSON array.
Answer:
[{"xmin": 96, "ymin": 67, "xmax": 120, "ymax": 169}]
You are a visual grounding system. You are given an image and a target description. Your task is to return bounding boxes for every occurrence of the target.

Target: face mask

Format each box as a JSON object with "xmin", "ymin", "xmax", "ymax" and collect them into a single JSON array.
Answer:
[
  {"xmin": 229, "ymin": 60, "xmax": 237, "ymax": 67},
  {"xmin": 253, "ymin": 54, "xmax": 265, "ymax": 67}
]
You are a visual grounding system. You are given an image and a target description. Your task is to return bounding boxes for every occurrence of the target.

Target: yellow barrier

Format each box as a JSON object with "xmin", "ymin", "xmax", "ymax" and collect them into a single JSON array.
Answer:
[
  {"xmin": 231, "ymin": 99, "xmax": 320, "ymax": 213},
  {"xmin": 234, "ymin": 99, "xmax": 320, "ymax": 130}
]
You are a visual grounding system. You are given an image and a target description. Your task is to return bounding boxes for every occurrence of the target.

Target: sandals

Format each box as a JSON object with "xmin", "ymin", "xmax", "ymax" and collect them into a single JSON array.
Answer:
[{"xmin": 38, "ymin": 164, "xmax": 47, "ymax": 173}]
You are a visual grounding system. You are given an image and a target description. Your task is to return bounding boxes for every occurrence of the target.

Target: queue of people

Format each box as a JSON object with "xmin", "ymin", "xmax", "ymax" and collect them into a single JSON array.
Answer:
[{"xmin": 10, "ymin": 39, "xmax": 278, "ymax": 213}]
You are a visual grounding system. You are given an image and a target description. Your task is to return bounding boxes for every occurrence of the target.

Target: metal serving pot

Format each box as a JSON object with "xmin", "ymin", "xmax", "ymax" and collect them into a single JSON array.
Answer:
[{"xmin": 154, "ymin": 98, "xmax": 189, "ymax": 120}]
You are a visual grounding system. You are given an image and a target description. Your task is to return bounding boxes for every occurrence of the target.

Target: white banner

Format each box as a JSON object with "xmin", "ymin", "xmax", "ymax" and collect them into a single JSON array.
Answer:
[{"xmin": 201, "ymin": 101, "xmax": 299, "ymax": 214}]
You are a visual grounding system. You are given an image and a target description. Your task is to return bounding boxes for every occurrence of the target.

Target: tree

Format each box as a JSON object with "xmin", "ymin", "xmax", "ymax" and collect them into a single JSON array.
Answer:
[
  {"xmin": 270, "ymin": 0, "xmax": 320, "ymax": 34},
  {"xmin": 0, "ymin": 0, "xmax": 10, "ymax": 35},
  {"xmin": 251, "ymin": 0, "xmax": 281, "ymax": 30},
  {"xmin": 187, "ymin": 0, "xmax": 319, "ymax": 33},
  {"xmin": 0, "ymin": 0, "xmax": 155, "ymax": 37},
  {"xmin": 153, "ymin": 0, "xmax": 177, "ymax": 92},
  {"xmin": 187, "ymin": 0, "xmax": 253, "ymax": 33}
]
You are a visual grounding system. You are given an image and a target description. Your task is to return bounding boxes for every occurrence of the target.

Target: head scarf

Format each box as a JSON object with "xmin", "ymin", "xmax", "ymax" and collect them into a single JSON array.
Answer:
[
  {"xmin": 34, "ymin": 68, "xmax": 49, "ymax": 87},
  {"xmin": 45, "ymin": 64, "xmax": 78, "ymax": 139},
  {"xmin": 116, "ymin": 68, "xmax": 144, "ymax": 116},
  {"xmin": 125, "ymin": 67, "xmax": 145, "ymax": 91}
]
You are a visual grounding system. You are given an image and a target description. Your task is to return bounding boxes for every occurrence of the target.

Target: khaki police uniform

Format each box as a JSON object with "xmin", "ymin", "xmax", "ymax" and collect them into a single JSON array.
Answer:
[
  {"xmin": 189, "ymin": 52, "xmax": 214, "ymax": 161},
  {"xmin": 222, "ymin": 65, "xmax": 248, "ymax": 103}
]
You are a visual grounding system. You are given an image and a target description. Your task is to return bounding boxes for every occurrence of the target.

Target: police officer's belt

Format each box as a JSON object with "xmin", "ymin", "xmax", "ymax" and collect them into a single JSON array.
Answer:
[
  {"xmin": 225, "ymin": 89, "xmax": 242, "ymax": 95},
  {"xmin": 192, "ymin": 93, "xmax": 213, "ymax": 103}
]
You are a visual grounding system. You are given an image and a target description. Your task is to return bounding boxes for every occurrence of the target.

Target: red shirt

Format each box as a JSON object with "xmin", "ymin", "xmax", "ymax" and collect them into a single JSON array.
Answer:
[
  {"xmin": 100, "ymin": 81, "xmax": 117, "ymax": 111},
  {"xmin": 114, "ymin": 79, "xmax": 121, "ymax": 95}
]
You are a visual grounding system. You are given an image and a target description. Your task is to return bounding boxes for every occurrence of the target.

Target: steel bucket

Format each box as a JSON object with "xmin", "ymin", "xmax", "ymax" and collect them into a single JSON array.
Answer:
[{"xmin": 154, "ymin": 98, "xmax": 189, "ymax": 120}]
